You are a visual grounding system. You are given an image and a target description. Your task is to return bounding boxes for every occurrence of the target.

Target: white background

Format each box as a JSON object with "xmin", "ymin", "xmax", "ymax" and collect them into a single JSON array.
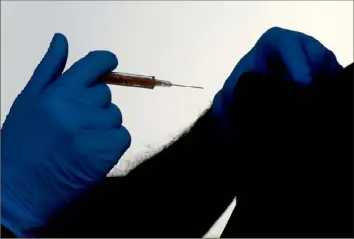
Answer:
[{"xmin": 1, "ymin": 1, "xmax": 353, "ymax": 237}]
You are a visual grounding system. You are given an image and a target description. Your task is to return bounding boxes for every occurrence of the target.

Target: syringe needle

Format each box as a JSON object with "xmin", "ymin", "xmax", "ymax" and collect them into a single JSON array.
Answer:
[{"xmin": 172, "ymin": 84, "xmax": 204, "ymax": 89}]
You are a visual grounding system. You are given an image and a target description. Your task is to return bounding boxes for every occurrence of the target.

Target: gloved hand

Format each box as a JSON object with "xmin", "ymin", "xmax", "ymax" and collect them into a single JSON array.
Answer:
[
  {"xmin": 1, "ymin": 33, "xmax": 131, "ymax": 237},
  {"xmin": 211, "ymin": 27, "xmax": 343, "ymax": 131}
]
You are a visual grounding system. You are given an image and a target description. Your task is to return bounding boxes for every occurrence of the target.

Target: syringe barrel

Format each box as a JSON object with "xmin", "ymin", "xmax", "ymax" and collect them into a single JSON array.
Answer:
[{"xmin": 101, "ymin": 72, "xmax": 157, "ymax": 89}]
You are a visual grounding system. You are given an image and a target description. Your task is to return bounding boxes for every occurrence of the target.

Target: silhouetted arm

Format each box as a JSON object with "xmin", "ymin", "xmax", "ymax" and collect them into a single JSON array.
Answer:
[{"xmin": 38, "ymin": 109, "xmax": 237, "ymax": 238}]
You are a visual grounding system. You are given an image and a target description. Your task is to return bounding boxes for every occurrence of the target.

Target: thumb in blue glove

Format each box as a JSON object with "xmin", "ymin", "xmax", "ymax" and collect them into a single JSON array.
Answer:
[
  {"xmin": 212, "ymin": 27, "xmax": 343, "ymax": 131},
  {"xmin": 1, "ymin": 33, "xmax": 131, "ymax": 237}
]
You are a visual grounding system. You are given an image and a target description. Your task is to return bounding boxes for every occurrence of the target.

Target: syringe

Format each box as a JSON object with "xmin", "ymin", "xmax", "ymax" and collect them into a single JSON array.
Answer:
[{"xmin": 101, "ymin": 72, "xmax": 203, "ymax": 89}]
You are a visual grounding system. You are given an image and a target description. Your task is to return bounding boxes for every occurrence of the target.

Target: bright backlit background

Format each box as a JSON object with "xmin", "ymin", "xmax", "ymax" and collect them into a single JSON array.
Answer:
[{"xmin": 1, "ymin": 1, "xmax": 353, "ymax": 237}]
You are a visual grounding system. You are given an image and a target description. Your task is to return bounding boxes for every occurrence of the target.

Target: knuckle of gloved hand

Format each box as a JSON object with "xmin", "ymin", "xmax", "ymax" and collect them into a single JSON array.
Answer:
[
  {"xmin": 110, "ymin": 103, "xmax": 123, "ymax": 126},
  {"xmin": 119, "ymin": 125, "xmax": 132, "ymax": 149},
  {"xmin": 101, "ymin": 83, "xmax": 112, "ymax": 106},
  {"xmin": 325, "ymin": 49, "xmax": 341, "ymax": 67},
  {"xmin": 84, "ymin": 51, "xmax": 101, "ymax": 71},
  {"xmin": 263, "ymin": 26, "xmax": 283, "ymax": 37},
  {"xmin": 259, "ymin": 27, "xmax": 287, "ymax": 44},
  {"xmin": 87, "ymin": 50, "xmax": 118, "ymax": 67}
]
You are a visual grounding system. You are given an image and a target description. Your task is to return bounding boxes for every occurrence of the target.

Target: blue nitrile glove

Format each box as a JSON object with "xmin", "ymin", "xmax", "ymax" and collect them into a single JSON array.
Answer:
[
  {"xmin": 1, "ymin": 33, "xmax": 131, "ymax": 237},
  {"xmin": 212, "ymin": 27, "xmax": 343, "ymax": 131}
]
